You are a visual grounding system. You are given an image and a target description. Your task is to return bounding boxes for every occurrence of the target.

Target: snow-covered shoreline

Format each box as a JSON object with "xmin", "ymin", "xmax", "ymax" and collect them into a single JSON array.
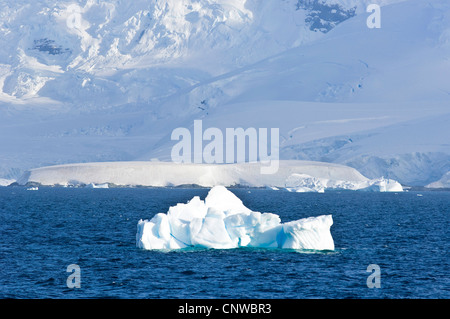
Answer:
[
  {"xmin": 15, "ymin": 160, "xmax": 403, "ymax": 192},
  {"xmin": 0, "ymin": 1, "xmax": 448, "ymax": 187},
  {"xmin": 136, "ymin": 185, "xmax": 336, "ymax": 251},
  {"xmin": 0, "ymin": 178, "xmax": 15, "ymax": 187}
]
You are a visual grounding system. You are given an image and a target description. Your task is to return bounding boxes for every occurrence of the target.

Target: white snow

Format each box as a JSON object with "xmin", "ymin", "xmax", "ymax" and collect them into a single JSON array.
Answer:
[
  {"xmin": 284, "ymin": 173, "xmax": 403, "ymax": 193},
  {"xmin": 15, "ymin": 160, "xmax": 402, "ymax": 192},
  {"xmin": 0, "ymin": 0, "xmax": 448, "ymax": 187},
  {"xmin": 426, "ymin": 171, "xmax": 450, "ymax": 189},
  {"xmin": 86, "ymin": 182, "xmax": 109, "ymax": 189},
  {"xmin": 0, "ymin": 178, "xmax": 15, "ymax": 186},
  {"xmin": 136, "ymin": 185, "xmax": 335, "ymax": 250}
]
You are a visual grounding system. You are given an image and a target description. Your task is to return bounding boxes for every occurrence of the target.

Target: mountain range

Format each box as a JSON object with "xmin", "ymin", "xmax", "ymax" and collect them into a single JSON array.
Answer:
[{"xmin": 0, "ymin": 0, "xmax": 449, "ymax": 187}]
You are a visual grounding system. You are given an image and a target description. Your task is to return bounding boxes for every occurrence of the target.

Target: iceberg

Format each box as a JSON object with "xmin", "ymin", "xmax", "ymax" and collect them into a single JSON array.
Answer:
[
  {"xmin": 136, "ymin": 186, "xmax": 335, "ymax": 251},
  {"xmin": 86, "ymin": 183, "xmax": 109, "ymax": 189},
  {"xmin": 284, "ymin": 173, "xmax": 403, "ymax": 193}
]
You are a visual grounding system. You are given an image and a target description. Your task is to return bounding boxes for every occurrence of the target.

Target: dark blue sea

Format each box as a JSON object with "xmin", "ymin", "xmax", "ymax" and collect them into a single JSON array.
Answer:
[{"xmin": 0, "ymin": 187, "xmax": 448, "ymax": 299}]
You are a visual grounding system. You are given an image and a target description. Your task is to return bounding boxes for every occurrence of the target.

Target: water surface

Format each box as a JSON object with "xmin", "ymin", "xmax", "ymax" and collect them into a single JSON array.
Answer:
[{"xmin": 0, "ymin": 187, "xmax": 448, "ymax": 298}]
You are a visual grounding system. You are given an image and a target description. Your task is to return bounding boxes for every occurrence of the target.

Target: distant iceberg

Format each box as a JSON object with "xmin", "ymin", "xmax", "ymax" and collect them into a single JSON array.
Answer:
[
  {"xmin": 283, "ymin": 173, "xmax": 402, "ymax": 193},
  {"xmin": 86, "ymin": 183, "xmax": 109, "ymax": 189},
  {"xmin": 136, "ymin": 186, "xmax": 335, "ymax": 251}
]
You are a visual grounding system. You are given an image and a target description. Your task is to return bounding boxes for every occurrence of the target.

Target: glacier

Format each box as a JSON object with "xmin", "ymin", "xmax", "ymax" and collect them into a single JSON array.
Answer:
[
  {"xmin": 136, "ymin": 186, "xmax": 335, "ymax": 250},
  {"xmin": 0, "ymin": 0, "xmax": 448, "ymax": 187},
  {"xmin": 15, "ymin": 160, "xmax": 403, "ymax": 192}
]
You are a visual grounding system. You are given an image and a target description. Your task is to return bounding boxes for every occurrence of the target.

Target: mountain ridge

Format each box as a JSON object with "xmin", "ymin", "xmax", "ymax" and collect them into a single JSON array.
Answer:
[{"xmin": 0, "ymin": 0, "xmax": 448, "ymax": 186}]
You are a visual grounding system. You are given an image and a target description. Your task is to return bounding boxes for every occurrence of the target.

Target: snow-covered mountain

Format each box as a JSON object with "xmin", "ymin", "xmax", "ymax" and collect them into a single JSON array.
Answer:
[{"xmin": 0, "ymin": 0, "xmax": 449, "ymax": 186}]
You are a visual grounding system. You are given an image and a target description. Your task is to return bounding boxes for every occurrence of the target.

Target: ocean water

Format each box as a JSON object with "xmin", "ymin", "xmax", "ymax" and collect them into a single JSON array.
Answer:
[{"xmin": 0, "ymin": 187, "xmax": 448, "ymax": 299}]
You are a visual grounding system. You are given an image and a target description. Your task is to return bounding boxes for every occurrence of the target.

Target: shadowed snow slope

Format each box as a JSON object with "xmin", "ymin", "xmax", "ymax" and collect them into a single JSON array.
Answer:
[
  {"xmin": 136, "ymin": 185, "xmax": 335, "ymax": 250},
  {"xmin": 426, "ymin": 171, "xmax": 450, "ymax": 189}
]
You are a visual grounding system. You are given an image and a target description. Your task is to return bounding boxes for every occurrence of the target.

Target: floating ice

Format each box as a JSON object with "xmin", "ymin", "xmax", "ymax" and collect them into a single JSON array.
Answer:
[
  {"xmin": 136, "ymin": 186, "xmax": 334, "ymax": 251},
  {"xmin": 86, "ymin": 183, "xmax": 109, "ymax": 188}
]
